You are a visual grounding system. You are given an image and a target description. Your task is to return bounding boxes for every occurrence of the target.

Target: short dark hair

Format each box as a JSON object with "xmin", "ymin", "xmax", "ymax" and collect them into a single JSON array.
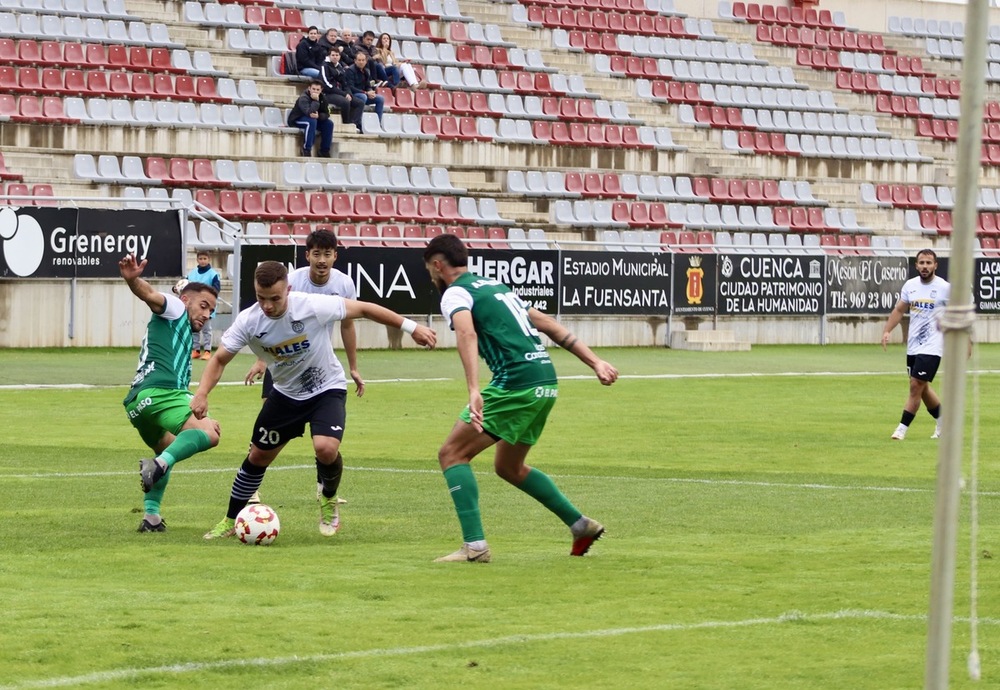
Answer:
[
  {"xmin": 309, "ymin": 80, "xmax": 323, "ymax": 88},
  {"xmin": 255, "ymin": 261, "xmax": 288, "ymax": 288},
  {"xmin": 182, "ymin": 282, "xmax": 218, "ymax": 299},
  {"xmin": 423, "ymin": 233, "xmax": 467, "ymax": 267},
  {"xmin": 306, "ymin": 228, "xmax": 339, "ymax": 251},
  {"xmin": 362, "ymin": 30, "xmax": 375, "ymax": 39},
  {"xmin": 195, "ymin": 250, "xmax": 210, "ymax": 259},
  {"xmin": 307, "ymin": 25, "xmax": 319, "ymax": 33},
  {"xmin": 916, "ymin": 248, "xmax": 938, "ymax": 261}
]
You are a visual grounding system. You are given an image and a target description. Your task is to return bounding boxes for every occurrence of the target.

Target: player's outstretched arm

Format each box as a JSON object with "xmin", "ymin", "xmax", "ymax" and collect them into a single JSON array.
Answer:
[
  {"xmin": 119, "ymin": 253, "xmax": 166, "ymax": 314},
  {"xmin": 191, "ymin": 346, "xmax": 237, "ymax": 417},
  {"xmin": 529, "ymin": 308, "xmax": 618, "ymax": 386},
  {"xmin": 881, "ymin": 299, "xmax": 908, "ymax": 351},
  {"xmin": 343, "ymin": 299, "xmax": 437, "ymax": 348}
]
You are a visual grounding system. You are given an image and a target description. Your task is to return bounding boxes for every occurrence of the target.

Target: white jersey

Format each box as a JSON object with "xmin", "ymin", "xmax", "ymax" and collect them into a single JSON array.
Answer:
[
  {"xmin": 288, "ymin": 267, "xmax": 356, "ymax": 300},
  {"xmin": 221, "ymin": 292, "xmax": 348, "ymax": 400},
  {"xmin": 899, "ymin": 274, "xmax": 949, "ymax": 356}
]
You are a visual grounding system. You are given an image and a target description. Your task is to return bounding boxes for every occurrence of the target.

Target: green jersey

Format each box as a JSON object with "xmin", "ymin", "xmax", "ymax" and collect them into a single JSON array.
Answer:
[
  {"xmin": 439, "ymin": 272, "xmax": 557, "ymax": 390},
  {"xmin": 124, "ymin": 294, "xmax": 193, "ymax": 405}
]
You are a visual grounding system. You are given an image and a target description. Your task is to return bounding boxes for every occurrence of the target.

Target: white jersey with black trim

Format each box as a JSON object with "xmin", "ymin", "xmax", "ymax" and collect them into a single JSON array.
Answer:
[
  {"xmin": 288, "ymin": 267, "xmax": 356, "ymax": 300},
  {"xmin": 900, "ymin": 275, "xmax": 949, "ymax": 357},
  {"xmin": 221, "ymin": 292, "xmax": 348, "ymax": 400}
]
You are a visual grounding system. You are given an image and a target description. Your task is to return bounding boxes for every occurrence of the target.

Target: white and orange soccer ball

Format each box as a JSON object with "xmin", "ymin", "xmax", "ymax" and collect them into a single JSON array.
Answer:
[{"xmin": 235, "ymin": 504, "xmax": 280, "ymax": 546}]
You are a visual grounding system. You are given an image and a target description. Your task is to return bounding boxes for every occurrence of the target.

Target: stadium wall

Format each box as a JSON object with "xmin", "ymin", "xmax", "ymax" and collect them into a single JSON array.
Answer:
[{"xmin": 3, "ymin": 280, "xmax": 1000, "ymax": 349}]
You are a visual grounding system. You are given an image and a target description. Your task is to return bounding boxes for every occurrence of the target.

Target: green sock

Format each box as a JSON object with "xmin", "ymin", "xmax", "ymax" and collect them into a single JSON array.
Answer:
[
  {"xmin": 516, "ymin": 468, "xmax": 582, "ymax": 527},
  {"xmin": 159, "ymin": 429, "xmax": 211, "ymax": 468},
  {"xmin": 143, "ymin": 466, "xmax": 173, "ymax": 515},
  {"xmin": 443, "ymin": 464, "xmax": 484, "ymax": 543}
]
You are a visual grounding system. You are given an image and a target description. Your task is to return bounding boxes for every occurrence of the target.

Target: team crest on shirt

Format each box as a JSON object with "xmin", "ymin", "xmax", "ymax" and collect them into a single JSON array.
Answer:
[{"xmin": 291, "ymin": 320, "xmax": 304, "ymax": 333}]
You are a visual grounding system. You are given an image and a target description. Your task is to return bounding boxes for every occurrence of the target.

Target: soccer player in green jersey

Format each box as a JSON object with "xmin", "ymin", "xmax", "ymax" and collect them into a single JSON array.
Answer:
[
  {"xmin": 120, "ymin": 253, "xmax": 222, "ymax": 533},
  {"xmin": 423, "ymin": 234, "xmax": 619, "ymax": 563}
]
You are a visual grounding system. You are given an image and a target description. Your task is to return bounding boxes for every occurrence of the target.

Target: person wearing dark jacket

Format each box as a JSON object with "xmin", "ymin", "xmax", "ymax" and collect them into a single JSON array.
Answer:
[
  {"xmin": 295, "ymin": 26, "xmax": 327, "ymax": 79},
  {"xmin": 355, "ymin": 30, "xmax": 387, "ymax": 85},
  {"xmin": 318, "ymin": 27, "xmax": 340, "ymax": 57},
  {"xmin": 335, "ymin": 29, "xmax": 358, "ymax": 67},
  {"xmin": 287, "ymin": 81, "xmax": 334, "ymax": 157},
  {"xmin": 344, "ymin": 52, "xmax": 383, "ymax": 133},
  {"xmin": 321, "ymin": 50, "xmax": 364, "ymax": 132}
]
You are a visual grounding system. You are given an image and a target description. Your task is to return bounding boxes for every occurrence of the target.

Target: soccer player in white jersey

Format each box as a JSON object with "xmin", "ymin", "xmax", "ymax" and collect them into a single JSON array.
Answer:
[
  {"xmin": 195, "ymin": 260, "xmax": 436, "ymax": 540},
  {"xmin": 881, "ymin": 249, "xmax": 951, "ymax": 440},
  {"xmin": 244, "ymin": 229, "xmax": 361, "ymax": 533}
]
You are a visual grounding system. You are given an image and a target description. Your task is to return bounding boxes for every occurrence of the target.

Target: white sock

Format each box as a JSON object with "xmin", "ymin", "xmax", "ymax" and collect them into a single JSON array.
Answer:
[
  {"xmin": 144, "ymin": 514, "xmax": 162, "ymax": 525},
  {"xmin": 466, "ymin": 540, "xmax": 488, "ymax": 551}
]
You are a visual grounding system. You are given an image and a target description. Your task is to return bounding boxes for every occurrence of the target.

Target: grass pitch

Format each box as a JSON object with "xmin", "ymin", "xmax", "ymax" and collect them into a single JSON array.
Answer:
[{"xmin": 1, "ymin": 345, "xmax": 999, "ymax": 689}]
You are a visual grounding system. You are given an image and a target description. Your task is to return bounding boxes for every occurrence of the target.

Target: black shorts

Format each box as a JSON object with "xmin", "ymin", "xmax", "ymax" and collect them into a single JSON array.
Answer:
[
  {"xmin": 906, "ymin": 354, "xmax": 941, "ymax": 382},
  {"xmin": 252, "ymin": 388, "xmax": 347, "ymax": 451}
]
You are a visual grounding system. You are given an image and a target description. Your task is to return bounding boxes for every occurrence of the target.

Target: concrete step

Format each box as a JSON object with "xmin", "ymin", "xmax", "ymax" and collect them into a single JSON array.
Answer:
[{"xmin": 669, "ymin": 329, "xmax": 752, "ymax": 351}]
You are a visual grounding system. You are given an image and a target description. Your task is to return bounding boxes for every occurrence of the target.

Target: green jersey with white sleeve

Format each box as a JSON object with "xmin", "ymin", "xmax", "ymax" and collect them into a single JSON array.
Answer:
[
  {"xmin": 439, "ymin": 272, "xmax": 557, "ymax": 390},
  {"xmin": 124, "ymin": 294, "xmax": 193, "ymax": 404}
]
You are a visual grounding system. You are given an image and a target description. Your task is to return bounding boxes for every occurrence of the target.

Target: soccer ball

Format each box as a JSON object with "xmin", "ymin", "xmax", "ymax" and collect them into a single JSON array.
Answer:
[
  {"xmin": 235, "ymin": 504, "xmax": 280, "ymax": 546},
  {"xmin": 172, "ymin": 278, "xmax": 189, "ymax": 295}
]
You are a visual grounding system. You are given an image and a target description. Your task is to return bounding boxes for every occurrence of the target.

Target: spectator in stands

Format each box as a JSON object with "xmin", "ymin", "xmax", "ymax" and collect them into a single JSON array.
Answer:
[
  {"xmin": 321, "ymin": 49, "xmax": 364, "ymax": 132},
  {"xmin": 295, "ymin": 26, "xmax": 328, "ymax": 79},
  {"xmin": 374, "ymin": 33, "xmax": 424, "ymax": 90},
  {"xmin": 287, "ymin": 81, "xmax": 334, "ymax": 157},
  {"xmin": 345, "ymin": 52, "xmax": 384, "ymax": 131},
  {"xmin": 336, "ymin": 28, "xmax": 358, "ymax": 66},
  {"xmin": 356, "ymin": 30, "xmax": 387, "ymax": 86},
  {"xmin": 186, "ymin": 250, "xmax": 221, "ymax": 360},
  {"xmin": 318, "ymin": 27, "xmax": 341, "ymax": 56}
]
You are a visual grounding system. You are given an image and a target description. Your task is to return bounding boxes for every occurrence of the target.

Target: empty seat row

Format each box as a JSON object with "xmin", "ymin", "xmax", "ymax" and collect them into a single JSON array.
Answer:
[
  {"xmin": 612, "ymin": 34, "xmax": 761, "ymax": 64},
  {"xmin": 518, "ymin": 0, "xmax": 671, "ymax": 16},
  {"xmin": 507, "ymin": 171, "xmax": 822, "ymax": 206},
  {"xmin": 0, "ymin": 93, "xmax": 78, "ymax": 123},
  {"xmin": 835, "ymin": 52, "xmax": 930, "ymax": 77},
  {"xmin": 192, "ymin": 189, "xmax": 511, "ymax": 226},
  {"xmin": 716, "ymin": 231, "xmax": 875, "ymax": 255},
  {"xmin": 0, "ymin": 67, "xmax": 225, "ymax": 102},
  {"xmin": 722, "ymin": 130, "xmax": 932, "ymax": 162},
  {"xmin": 59, "ymin": 97, "xmax": 291, "ymax": 131},
  {"xmin": 281, "ymin": 161, "xmax": 466, "ymax": 195},
  {"xmin": 0, "ymin": 38, "xmax": 180, "ymax": 73},
  {"xmin": 916, "ymin": 118, "xmax": 1000, "ymax": 143},
  {"xmin": 425, "ymin": 65, "xmax": 588, "ymax": 96},
  {"xmin": 861, "ymin": 183, "xmax": 1000, "ymax": 211},
  {"xmin": 726, "ymin": 2, "xmax": 846, "ymax": 30},
  {"xmin": 0, "ymin": 13, "xmax": 180, "ymax": 47},
  {"xmin": 757, "ymin": 25, "xmax": 892, "ymax": 53},
  {"xmin": 447, "ymin": 20, "xmax": 515, "ymax": 47},
  {"xmin": 605, "ymin": 56, "xmax": 800, "ymax": 89},
  {"xmin": 525, "ymin": 7, "xmax": 700, "ymax": 39},
  {"xmin": 1, "ymin": 0, "xmax": 130, "ymax": 19},
  {"xmin": 0, "ymin": 182, "xmax": 55, "ymax": 205},
  {"xmin": 386, "ymin": 89, "xmax": 634, "ymax": 123},
  {"xmin": 730, "ymin": 107, "xmax": 883, "ymax": 137},
  {"xmin": 904, "ymin": 209, "xmax": 1000, "ymax": 236},
  {"xmin": 887, "ymin": 16, "xmax": 966, "ymax": 40},
  {"xmin": 76, "ymin": 155, "xmax": 274, "ymax": 189},
  {"xmin": 235, "ymin": 222, "xmax": 511, "ymax": 249},
  {"xmin": 360, "ymin": 112, "xmax": 684, "ymax": 150}
]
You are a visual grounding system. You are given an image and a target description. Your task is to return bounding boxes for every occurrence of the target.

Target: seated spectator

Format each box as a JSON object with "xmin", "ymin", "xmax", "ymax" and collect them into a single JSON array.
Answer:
[
  {"xmin": 356, "ymin": 30, "xmax": 387, "ymax": 86},
  {"xmin": 321, "ymin": 49, "xmax": 364, "ymax": 132},
  {"xmin": 318, "ymin": 27, "xmax": 341, "ymax": 56},
  {"xmin": 375, "ymin": 32, "xmax": 424, "ymax": 90},
  {"xmin": 287, "ymin": 81, "xmax": 334, "ymax": 157},
  {"xmin": 344, "ymin": 52, "xmax": 384, "ymax": 132},
  {"xmin": 336, "ymin": 28, "xmax": 358, "ymax": 66},
  {"xmin": 295, "ymin": 26, "xmax": 328, "ymax": 79}
]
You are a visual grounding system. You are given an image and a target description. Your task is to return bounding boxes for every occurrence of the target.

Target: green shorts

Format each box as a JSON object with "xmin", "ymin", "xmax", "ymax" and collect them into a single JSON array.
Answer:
[
  {"xmin": 124, "ymin": 388, "xmax": 194, "ymax": 449},
  {"xmin": 460, "ymin": 384, "xmax": 558, "ymax": 446}
]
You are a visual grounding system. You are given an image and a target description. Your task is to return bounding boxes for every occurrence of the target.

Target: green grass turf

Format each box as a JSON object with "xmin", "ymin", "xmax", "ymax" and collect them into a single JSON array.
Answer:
[{"xmin": 1, "ymin": 346, "xmax": 999, "ymax": 689}]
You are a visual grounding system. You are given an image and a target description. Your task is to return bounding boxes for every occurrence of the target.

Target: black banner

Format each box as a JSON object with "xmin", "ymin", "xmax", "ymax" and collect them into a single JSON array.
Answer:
[
  {"xmin": 672, "ymin": 253, "xmax": 716, "ymax": 315},
  {"xmin": 469, "ymin": 249, "xmax": 559, "ymax": 312},
  {"xmin": 0, "ymin": 206, "xmax": 182, "ymax": 278},
  {"xmin": 825, "ymin": 255, "xmax": 908, "ymax": 314},
  {"xmin": 975, "ymin": 256, "xmax": 1000, "ymax": 314},
  {"xmin": 718, "ymin": 253, "xmax": 824, "ymax": 316},
  {"xmin": 560, "ymin": 251, "xmax": 670, "ymax": 315}
]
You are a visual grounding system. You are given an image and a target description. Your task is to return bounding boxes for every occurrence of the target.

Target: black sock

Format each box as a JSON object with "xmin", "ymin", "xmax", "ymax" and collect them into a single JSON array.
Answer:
[
  {"xmin": 317, "ymin": 453, "xmax": 343, "ymax": 499},
  {"xmin": 227, "ymin": 457, "xmax": 266, "ymax": 519},
  {"xmin": 928, "ymin": 405, "xmax": 941, "ymax": 419},
  {"xmin": 900, "ymin": 410, "xmax": 916, "ymax": 426}
]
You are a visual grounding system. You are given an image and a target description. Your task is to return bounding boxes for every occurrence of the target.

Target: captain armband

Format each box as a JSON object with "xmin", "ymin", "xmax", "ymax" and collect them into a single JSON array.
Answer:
[{"xmin": 559, "ymin": 332, "xmax": 577, "ymax": 350}]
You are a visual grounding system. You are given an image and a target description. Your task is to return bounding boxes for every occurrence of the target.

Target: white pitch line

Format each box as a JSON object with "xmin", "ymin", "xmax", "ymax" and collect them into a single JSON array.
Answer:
[
  {"xmin": 4, "ymin": 465, "xmax": 999, "ymax": 497},
  {"xmin": 4, "ymin": 369, "xmax": 1000, "ymax": 390},
  {"xmin": 2, "ymin": 609, "xmax": 996, "ymax": 690}
]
